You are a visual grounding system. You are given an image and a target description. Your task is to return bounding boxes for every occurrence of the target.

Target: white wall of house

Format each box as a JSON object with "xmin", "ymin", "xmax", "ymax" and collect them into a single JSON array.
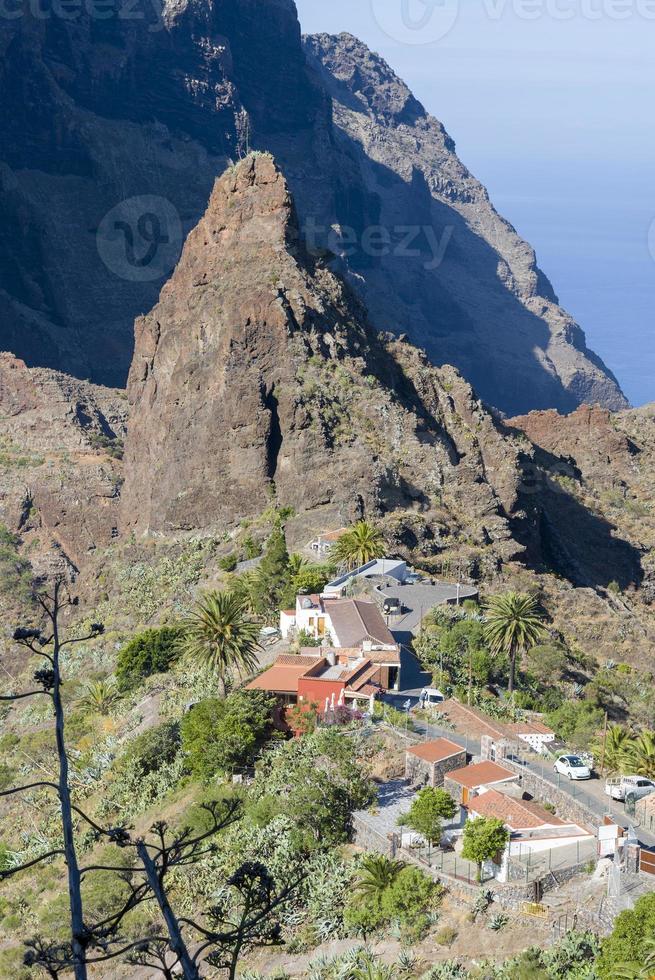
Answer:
[{"xmin": 517, "ymin": 732, "xmax": 556, "ymax": 752}]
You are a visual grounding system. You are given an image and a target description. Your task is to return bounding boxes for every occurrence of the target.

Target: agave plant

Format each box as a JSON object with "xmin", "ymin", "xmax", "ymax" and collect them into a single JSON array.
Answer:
[
  {"xmin": 488, "ymin": 912, "xmax": 509, "ymax": 931},
  {"xmin": 78, "ymin": 678, "xmax": 121, "ymax": 716}
]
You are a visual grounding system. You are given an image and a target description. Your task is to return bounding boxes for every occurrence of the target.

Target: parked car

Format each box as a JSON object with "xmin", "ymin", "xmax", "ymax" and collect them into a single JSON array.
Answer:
[
  {"xmin": 554, "ymin": 755, "xmax": 592, "ymax": 780},
  {"xmin": 605, "ymin": 775, "xmax": 655, "ymax": 802},
  {"xmin": 420, "ymin": 687, "xmax": 445, "ymax": 707}
]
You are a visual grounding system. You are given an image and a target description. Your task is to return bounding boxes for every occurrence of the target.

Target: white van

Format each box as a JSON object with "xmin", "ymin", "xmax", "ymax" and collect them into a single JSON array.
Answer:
[
  {"xmin": 420, "ymin": 688, "xmax": 445, "ymax": 706},
  {"xmin": 605, "ymin": 775, "xmax": 655, "ymax": 802}
]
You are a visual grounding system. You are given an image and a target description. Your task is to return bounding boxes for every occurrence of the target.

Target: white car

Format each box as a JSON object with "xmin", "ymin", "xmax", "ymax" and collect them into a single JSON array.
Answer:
[{"xmin": 554, "ymin": 755, "xmax": 592, "ymax": 781}]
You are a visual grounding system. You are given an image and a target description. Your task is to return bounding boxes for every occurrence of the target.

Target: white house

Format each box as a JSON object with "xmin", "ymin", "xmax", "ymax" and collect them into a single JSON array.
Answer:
[
  {"xmin": 280, "ymin": 595, "xmax": 402, "ymax": 689},
  {"xmin": 468, "ymin": 789, "xmax": 594, "ymax": 882},
  {"xmin": 506, "ymin": 721, "xmax": 556, "ymax": 754}
]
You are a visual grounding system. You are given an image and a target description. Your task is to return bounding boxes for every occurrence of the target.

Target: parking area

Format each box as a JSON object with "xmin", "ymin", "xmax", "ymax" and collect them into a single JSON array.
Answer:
[{"xmin": 376, "ymin": 580, "xmax": 479, "ymax": 642}]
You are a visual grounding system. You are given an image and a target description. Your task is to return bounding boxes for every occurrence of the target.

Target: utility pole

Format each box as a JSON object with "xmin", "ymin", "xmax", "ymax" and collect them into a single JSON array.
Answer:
[{"xmin": 600, "ymin": 711, "xmax": 609, "ymax": 777}]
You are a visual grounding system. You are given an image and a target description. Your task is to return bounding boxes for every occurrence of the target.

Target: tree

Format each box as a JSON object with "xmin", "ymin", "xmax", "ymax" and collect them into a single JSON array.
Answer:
[
  {"xmin": 546, "ymin": 700, "xmax": 605, "ymax": 751},
  {"xmin": 598, "ymin": 724, "xmax": 634, "ymax": 775},
  {"xmin": 598, "ymin": 894, "xmax": 655, "ymax": 979},
  {"xmin": 628, "ymin": 731, "xmax": 655, "ymax": 778},
  {"xmin": 330, "ymin": 521, "xmax": 385, "ymax": 571},
  {"xmin": 483, "ymin": 592, "xmax": 547, "ymax": 695},
  {"xmin": 116, "ymin": 626, "xmax": 181, "ymax": 691},
  {"xmin": 461, "ymin": 817, "xmax": 509, "ymax": 882},
  {"xmin": 525, "ymin": 643, "xmax": 568, "ymax": 685},
  {"xmin": 251, "ymin": 526, "xmax": 291, "ymax": 614},
  {"xmin": 0, "ymin": 581, "xmax": 106, "ymax": 979},
  {"xmin": 400, "ymin": 788, "xmax": 457, "ymax": 844},
  {"xmin": 355, "ymin": 854, "xmax": 405, "ymax": 903},
  {"xmin": 1, "ymin": 585, "xmax": 294, "ymax": 980},
  {"xmin": 380, "ymin": 866, "xmax": 436, "ymax": 933},
  {"xmin": 180, "ymin": 691, "xmax": 276, "ymax": 781},
  {"xmin": 613, "ymin": 938, "xmax": 655, "ymax": 979},
  {"xmin": 179, "ymin": 591, "xmax": 262, "ymax": 695}
]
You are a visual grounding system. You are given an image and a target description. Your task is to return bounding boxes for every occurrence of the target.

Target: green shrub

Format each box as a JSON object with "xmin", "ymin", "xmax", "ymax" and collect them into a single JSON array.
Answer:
[
  {"xmin": 0, "ymin": 764, "xmax": 14, "ymax": 791},
  {"xmin": 435, "ymin": 925, "xmax": 458, "ymax": 946},
  {"xmin": 117, "ymin": 721, "xmax": 181, "ymax": 779},
  {"xmin": 115, "ymin": 626, "xmax": 181, "ymax": 690},
  {"xmin": 597, "ymin": 893, "xmax": 655, "ymax": 978},
  {"xmin": 219, "ymin": 553, "xmax": 239, "ymax": 572},
  {"xmin": 180, "ymin": 690, "xmax": 276, "ymax": 781}
]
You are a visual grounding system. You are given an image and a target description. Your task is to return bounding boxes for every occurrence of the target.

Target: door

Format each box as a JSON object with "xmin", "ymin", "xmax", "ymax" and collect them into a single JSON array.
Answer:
[
  {"xmin": 317, "ymin": 617, "xmax": 326, "ymax": 637},
  {"xmin": 462, "ymin": 788, "xmax": 470, "ymax": 805}
]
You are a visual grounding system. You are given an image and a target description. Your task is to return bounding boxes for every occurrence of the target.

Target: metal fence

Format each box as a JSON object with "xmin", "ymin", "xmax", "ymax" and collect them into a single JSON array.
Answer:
[
  {"xmin": 507, "ymin": 837, "xmax": 598, "ymax": 883},
  {"xmin": 405, "ymin": 839, "xmax": 491, "ymax": 884}
]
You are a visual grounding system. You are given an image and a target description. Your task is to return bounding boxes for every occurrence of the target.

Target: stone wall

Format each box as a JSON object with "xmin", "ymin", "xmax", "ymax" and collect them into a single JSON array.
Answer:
[
  {"xmin": 405, "ymin": 749, "xmax": 467, "ymax": 788},
  {"xmin": 352, "ymin": 814, "xmax": 397, "ymax": 858}
]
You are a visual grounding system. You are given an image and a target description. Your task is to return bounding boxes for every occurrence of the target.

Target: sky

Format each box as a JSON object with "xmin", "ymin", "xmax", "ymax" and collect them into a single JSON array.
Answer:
[{"xmin": 295, "ymin": 0, "xmax": 655, "ymax": 407}]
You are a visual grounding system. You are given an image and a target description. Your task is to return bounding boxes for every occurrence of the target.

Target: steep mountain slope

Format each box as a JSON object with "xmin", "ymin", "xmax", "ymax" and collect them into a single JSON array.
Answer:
[
  {"xmin": 121, "ymin": 153, "xmax": 526, "ymax": 566},
  {"xmin": 303, "ymin": 33, "xmax": 626, "ymax": 415},
  {"xmin": 0, "ymin": 0, "xmax": 626, "ymax": 413},
  {"xmin": 0, "ymin": 353, "xmax": 127, "ymax": 580}
]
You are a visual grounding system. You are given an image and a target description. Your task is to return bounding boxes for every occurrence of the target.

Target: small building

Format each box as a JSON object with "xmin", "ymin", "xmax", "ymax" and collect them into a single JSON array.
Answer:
[
  {"xmin": 505, "ymin": 721, "xmax": 556, "ymax": 754},
  {"xmin": 280, "ymin": 595, "xmax": 402, "ymax": 689},
  {"xmin": 444, "ymin": 761, "xmax": 519, "ymax": 805},
  {"xmin": 467, "ymin": 789, "xmax": 594, "ymax": 882},
  {"xmin": 405, "ymin": 738, "xmax": 467, "ymax": 788},
  {"xmin": 247, "ymin": 651, "xmax": 384, "ymax": 727},
  {"xmin": 322, "ymin": 559, "xmax": 410, "ymax": 597},
  {"xmin": 309, "ymin": 528, "xmax": 349, "ymax": 557}
]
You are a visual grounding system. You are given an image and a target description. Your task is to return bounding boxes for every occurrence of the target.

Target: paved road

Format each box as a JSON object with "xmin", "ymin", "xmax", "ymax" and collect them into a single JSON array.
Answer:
[{"xmin": 380, "ymin": 705, "xmax": 655, "ymax": 849}]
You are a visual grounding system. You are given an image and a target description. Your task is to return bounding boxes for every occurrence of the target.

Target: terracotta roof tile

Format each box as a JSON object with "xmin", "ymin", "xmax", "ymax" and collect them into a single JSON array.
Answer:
[
  {"xmin": 469, "ymin": 789, "xmax": 566, "ymax": 830},
  {"xmin": 407, "ymin": 739, "xmax": 466, "ymax": 764},
  {"xmin": 448, "ymin": 761, "xmax": 517, "ymax": 789}
]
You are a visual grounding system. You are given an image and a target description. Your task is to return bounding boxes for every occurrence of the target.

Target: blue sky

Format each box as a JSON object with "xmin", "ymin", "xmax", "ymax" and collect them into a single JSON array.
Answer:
[{"xmin": 295, "ymin": 0, "xmax": 655, "ymax": 406}]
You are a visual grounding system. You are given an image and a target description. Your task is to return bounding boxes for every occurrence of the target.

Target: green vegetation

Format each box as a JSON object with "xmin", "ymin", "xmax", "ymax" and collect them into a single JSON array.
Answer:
[
  {"xmin": 546, "ymin": 700, "xmax": 605, "ymax": 752},
  {"xmin": 115, "ymin": 625, "xmax": 181, "ymax": 690},
  {"xmin": 0, "ymin": 524, "xmax": 33, "ymax": 603},
  {"xmin": 330, "ymin": 520, "xmax": 386, "ymax": 570},
  {"xmin": 399, "ymin": 787, "xmax": 457, "ymax": 844},
  {"xmin": 461, "ymin": 817, "xmax": 510, "ymax": 881},
  {"xmin": 77, "ymin": 679, "xmax": 121, "ymax": 715},
  {"xmin": 180, "ymin": 690, "xmax": 277, "ymax": 781},
  {"xmin": 598, "ymin": 894, "xmax": 655, "ymax": 978},
  {"xmin": 483, "ymin": 591, "xmax": 548, "ymax": 695},
  {"xmin": 179, "ymin": 591, "xmax": 261, "ymax": 695},
  {"xmin": 344, "ymin": 856, "xmax": 440, "ymax": 941}
]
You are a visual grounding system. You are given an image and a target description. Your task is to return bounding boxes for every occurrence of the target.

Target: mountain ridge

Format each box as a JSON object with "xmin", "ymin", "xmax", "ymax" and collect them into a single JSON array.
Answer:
[{"xmin": 0, "ymin": 0, "xmax": 627, "ymax": 414}]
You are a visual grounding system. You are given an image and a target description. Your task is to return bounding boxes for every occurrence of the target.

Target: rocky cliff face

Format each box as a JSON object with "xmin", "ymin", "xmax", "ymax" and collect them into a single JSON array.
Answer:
[
  {"xmin": 0, "ymin": 1, "xmax": 626, "ymax": 413},
  {"xmin": 0, "ymin": 354, "xmax": 127, "ymax": 577},
  {"xmin": 121, "ymin": 153, "xmax": 527, "ymax": 567},
  {"xmin": 303, "ymin": 34, "xmax": 626, "ymax": 415}
]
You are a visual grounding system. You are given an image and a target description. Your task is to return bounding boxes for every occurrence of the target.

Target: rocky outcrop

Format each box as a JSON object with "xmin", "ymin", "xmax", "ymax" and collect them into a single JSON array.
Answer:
[
  {"xmin": 0, "ymin": 2, "xmax": 626, "ymax": 414},
  {"xmin": 0, "ymin": 354, "xmax": 127, "ymax": 576},
  {"xmin": 121, "ymin": 153, "xmax": 528, "ymax": 563}
]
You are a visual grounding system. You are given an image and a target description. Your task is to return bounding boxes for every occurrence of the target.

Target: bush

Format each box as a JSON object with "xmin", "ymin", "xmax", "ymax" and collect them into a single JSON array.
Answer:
[
  {"xmin": 381, "ymin": 865, "xmax": 437, "ymax": 938},
  {"xmin": 597, "ymin": 893, "xmax": 655, "ymax": 978},
  {"xmin": 180, "ymin": 690, "xmax": 276, "ymax": 781},
  {"xmin": 546, "ymin": 700, "xmax": 605, "ymax": 751},
  {"xmin": 117, "ymin": 721, "xmax": 181, "ymax": 779},
  {"xmin": 115, "ymin": 626, "xmax": 181, "ymax": 690},
  {"xmin": 435, "ymin": 925, "xmax": 458, "ymax": 946},
  {"xmin": 0, "ymin": 763, "xmax": 14, "ymax": 791}
]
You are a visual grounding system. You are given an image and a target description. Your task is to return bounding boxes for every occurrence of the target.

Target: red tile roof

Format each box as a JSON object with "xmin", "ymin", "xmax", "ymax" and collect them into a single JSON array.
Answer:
[
  {"xmin": 407, "ymin": 738, "xmax": 466, "ymax": 764},
  {"xmin": 246, "ymin": 656, "xmax": 325, "ymax": 693},
  {"xmin": 470, "ymin": 790, "xmax": 567, "ymax": 830},
  {"xmin": 448, "ymin": 761, "xmax": 517, "ymax": 789},
  {"xmin": 507, "ymin": 721, "xmax": 555, "ymax": 737}
]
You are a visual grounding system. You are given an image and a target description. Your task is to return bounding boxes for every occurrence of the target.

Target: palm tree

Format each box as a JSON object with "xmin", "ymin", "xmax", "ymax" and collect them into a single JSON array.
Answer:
[
  {"xmin": 179, "ymin": 591, "xmax": 262, "ymax": 695},
  {"xmin": 483, "ymin": 592, "xmax": 547, "ymax": 696},
  {"xmin": 355, "ymin": 854, "xmax": 405, "ymax": 903},
  {"xmin": 628, "ymin": 732, "xmax": 655, "ymax": 779},
  {"xmin": 288, "ymin": 553, "xmax": 309, "ymax": 578},
  {"xmin": 601, "ymin": 724, "xmax": 634, "ymax": 775},
  {"xmin": 78, "ymin": 679, "xmax": 121, "ymax": 716},
  {"xmin": 330, "ymin": 521, "xmax": 385, "ymax": 571}
]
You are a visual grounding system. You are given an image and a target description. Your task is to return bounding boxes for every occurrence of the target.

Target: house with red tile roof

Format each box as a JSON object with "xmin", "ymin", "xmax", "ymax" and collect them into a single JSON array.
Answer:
[
  {"xmin": 467, "ymin": 788, "xmax": 594, "ymax": 881},
  {"xmin": 280, "ymin": 595, "xmax": 401, "ymax": 689},
  {"xmin": 405, "ymin": 739, "xmax": 467, "ymax": 788},
  {"xmin": 247, "ymin": 650, "xmax": 384, "ymax": 728},
  {"xmin": 443, "ymin": 760, "xmax": 519, "ymax": 805}
]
